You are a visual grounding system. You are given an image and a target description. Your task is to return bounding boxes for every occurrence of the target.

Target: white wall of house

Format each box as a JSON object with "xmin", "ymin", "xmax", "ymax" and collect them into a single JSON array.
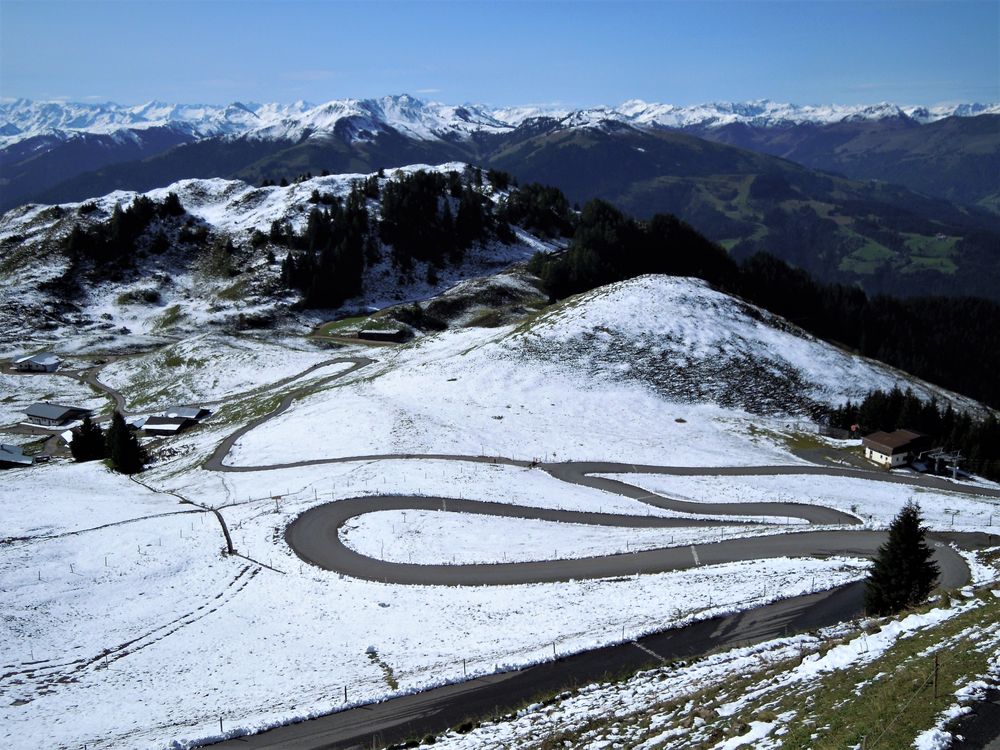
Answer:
[{"xmin": 864, "ymin": 446, "xmax": 908, "ymax": 467}]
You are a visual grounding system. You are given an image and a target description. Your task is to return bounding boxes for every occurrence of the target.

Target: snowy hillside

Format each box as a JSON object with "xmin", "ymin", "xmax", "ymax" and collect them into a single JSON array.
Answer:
[
  {"xmin": 5, "ymin": 265, "xmax": 998, "ymax": 748},
  {"xmin": 505, "ymin": 275, "xmax": 984, "ymax": 415},
  {"xmin": 224, "ymin": 275, "xmax": 983, "ymax": 473},
  {"xmin": 3, "ymin": 94, "xmax": 997, "ymax": 148},
  {"xmin": 0, "ymin": 163, "xmax": 554, "ymax": 352}
]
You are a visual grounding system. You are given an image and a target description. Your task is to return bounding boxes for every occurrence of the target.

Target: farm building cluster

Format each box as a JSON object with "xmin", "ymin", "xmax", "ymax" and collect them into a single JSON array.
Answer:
[{"xmin": 3, "ymin": 352, "xmax": 213, "ymax": 469}]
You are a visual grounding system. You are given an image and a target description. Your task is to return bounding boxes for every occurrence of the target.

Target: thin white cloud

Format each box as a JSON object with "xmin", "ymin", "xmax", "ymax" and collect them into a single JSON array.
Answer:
[{"xmin": 415, "ymin": 88, "xmax": 441, "ymax": 94}]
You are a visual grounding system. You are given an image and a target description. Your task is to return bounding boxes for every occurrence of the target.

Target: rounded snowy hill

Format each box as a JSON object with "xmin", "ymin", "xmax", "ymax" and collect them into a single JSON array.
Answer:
[{"xmin": 500, "ymin": 274, "xmax": 983, "ymax": 414}]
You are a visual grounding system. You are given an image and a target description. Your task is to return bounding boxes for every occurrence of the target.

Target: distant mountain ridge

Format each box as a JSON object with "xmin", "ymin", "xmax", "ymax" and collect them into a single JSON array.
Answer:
[
  {"xmin": 3, "ymin": 94, "xmax": 997, "ymax": 147},
  {"xmin": 3, "ymin": 95, "xmax": 998, "ymax": 302}
]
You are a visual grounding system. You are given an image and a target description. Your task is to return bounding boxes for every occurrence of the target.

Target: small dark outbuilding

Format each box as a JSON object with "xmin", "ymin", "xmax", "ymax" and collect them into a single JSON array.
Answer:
[
  {"xmin": 142, "ymin": 416, "xmax": 195, "ymax": 436},
  {"xmin": 0, "ymin": 444, "xmax": 33, "ymax": 468}
]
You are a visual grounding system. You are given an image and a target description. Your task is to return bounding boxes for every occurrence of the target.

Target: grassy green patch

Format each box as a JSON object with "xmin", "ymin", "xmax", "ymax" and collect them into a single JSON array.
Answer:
[
  {"xmin": 839, "ymin": 238, "xmax": 897, "ymax": 275},
  {"xmin": 778, "ymin": 594, "xmax": 998, "ymax": 749},
  {"xmin": 315, "ymin": 314, "xmax": 401, "ymax": 337},
  {"xmin": 216, "ymin": 278, "xmax": 249, "ymax": 301},
  {"xmin": 153, "ymin": 305, "xmax": 183, "ymax": 331}
]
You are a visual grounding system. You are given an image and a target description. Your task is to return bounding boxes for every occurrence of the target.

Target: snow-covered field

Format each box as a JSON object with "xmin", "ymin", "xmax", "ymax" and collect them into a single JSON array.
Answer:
[
  {"xmin": 1, "ymin": 457, "xmax": 872, "ymax": 750},
  {"xmin": 4, "ymin": 273, "xmax": 998, "ymax": 749},
  {"xmin": 339, "ymin": 510, "xmax": 768, "ymax": 565},
  {"xmin": 0, "ymin": 371, "xmax": 107, "ymax": 427},
  {"xmin": 601, "ymin": 472, "xmax": 1000, "ymax": 531},
  {"xmin": 227, "ymin": 276, "xmax": 979, "ymax": 468}
]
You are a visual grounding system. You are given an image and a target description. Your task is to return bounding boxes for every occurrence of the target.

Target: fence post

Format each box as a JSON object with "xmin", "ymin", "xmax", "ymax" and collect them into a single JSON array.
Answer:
[{"xmin": 933, "ymin": 654, "xmax": 939, "ymax": 699}]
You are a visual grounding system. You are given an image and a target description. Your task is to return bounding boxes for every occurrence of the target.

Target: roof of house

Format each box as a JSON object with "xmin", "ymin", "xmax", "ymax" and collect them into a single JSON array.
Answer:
[
  {"xmin": 863, "ymin": 429, "xmax": 924, "ymax": 454},
  {"xmin": 25, "ymin": 402, "xmax": 90, "ymax": 421},
  {"xmin": 163, "ymin": 406, "xmax": 209, "ymax": 420},
  {"xmin": 143, "ymin": 416, "xmax": 192, "ymax": 432},
  {"xmin": 0, "ymin": 444, "xmax": 33, "ymax": 465},
  {"xmin": 15, "ymin": 352, "xmax": 61, "ymax": 366}
]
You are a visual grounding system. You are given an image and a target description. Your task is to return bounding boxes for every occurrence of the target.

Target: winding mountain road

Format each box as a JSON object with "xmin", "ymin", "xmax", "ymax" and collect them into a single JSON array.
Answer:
[
  {"xmin": 192, "ymin": 352, "xmax": 1000, "ymax": 590},
  {"xmin": 14, "ymin": 349, "xmax": 999, "ymax": 748}
]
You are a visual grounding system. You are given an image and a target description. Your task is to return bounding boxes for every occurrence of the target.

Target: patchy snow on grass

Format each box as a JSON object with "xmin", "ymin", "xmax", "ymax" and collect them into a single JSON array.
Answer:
[
  {"xmin": 913, "ymin": 614, "xmax": 1000, "ymax": 750},
  {"xmin": 0, "ymin": 371, "xmax": 107, "ymax": 427},
  {"xmin": 96, "ymin": 333, "xmax": 348, "ymax": 411},
  {"xmin": 954, "ymin": 546, "xmax": 1000, "ymax": 585},
  {"xmin": 416, "ymin": 602, "xmax": 981, "ymax": 750}
]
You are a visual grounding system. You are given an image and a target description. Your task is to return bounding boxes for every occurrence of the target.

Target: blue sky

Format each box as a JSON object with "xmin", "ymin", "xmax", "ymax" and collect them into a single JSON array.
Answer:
[{"xmin": 1, "ymin": 1, "xmax": 997, "ymax": 107}]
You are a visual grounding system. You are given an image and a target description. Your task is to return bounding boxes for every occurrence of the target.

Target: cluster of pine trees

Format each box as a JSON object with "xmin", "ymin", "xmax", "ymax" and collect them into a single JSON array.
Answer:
[
  {"xmin": 830, "ymin": 387, "xmax": 1000, "ymax": 480},
  {"xmin": 70, "ymin": 412, "xmax": 145, "ymax": 474},
  {"xmin": 278, "ymin": 167, "xmax": 518, "ymax": 308},
  {"xmin": 528, "ymin": 199, "xmax": 737, "ymax": 298},
  {"xmin": 64, "ymin": 192, "xmax": 185, "ymax": 271},
  {"xmin": 497, "ymin": 182, "xmax": 575, "ymax": 239},
  {"xmin": 279, "ymin": 184, "xmax": 372, "ymax": 308}
]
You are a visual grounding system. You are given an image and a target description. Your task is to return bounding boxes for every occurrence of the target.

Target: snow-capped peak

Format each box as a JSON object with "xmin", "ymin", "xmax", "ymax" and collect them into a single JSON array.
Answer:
[{"xmin": 2, "ymin": 95, "xmax": 997, "ymax": 148}]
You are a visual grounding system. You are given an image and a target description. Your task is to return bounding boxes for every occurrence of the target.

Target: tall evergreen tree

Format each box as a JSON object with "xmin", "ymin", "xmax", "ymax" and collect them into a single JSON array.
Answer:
[
  {"xmin": 70, "ymin": 414, "xmax": 106, "ymax": 462},
  {"xmin": 864, "ymin": 501, "xmax": 940, "ymax": 615},
  {"xmin": 106, "ymin": 411, "xmax": 145, "ymax": 475}
]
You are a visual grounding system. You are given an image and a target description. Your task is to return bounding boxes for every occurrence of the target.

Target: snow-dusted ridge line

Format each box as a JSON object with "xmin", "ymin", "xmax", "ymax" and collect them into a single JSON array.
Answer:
[{"xmin": 2, "ymin": 94, "xmax": 997, "ymax": 147}]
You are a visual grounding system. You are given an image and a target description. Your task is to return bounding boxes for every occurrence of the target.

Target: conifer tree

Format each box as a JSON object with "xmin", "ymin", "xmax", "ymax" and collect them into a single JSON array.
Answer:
[
  {"xmin": 105, "ymin": 411, "xmax": 145, "ymax": 475},
  {"xmin": 864, "ymin": 501, "xmax": 940, "ymax": 615},
  {"xmin": 70, "ymin": 414, "xmax": 106, "ymax": 462}
]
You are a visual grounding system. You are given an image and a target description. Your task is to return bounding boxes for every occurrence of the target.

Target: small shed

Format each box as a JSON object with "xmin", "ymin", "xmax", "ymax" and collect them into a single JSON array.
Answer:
[
  {"xmin": 25, "ymin": 402, "xmax": 91, "ymax": 427},
  {"xmin": 0, "ymin": 444, "xmax": 33, "ymax": 468},
  {"xmin": 143, "ymin": 416, "xmax": 195, "ymax": 436},
  {"xmin": 14, "ymin": 353, "xmax": 62, "ymax": 372},
  {"xmin": 163, "ymin": 406, "xmax": 211, "ymax": 421},
  {"xmin": 862, "ymin": 429, "xmax": 925, "ymax": 468}
]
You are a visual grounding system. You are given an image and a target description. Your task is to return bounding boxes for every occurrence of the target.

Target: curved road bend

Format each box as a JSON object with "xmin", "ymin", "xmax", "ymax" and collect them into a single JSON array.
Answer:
[{"xmin": 286, "ymin": 494, "xmax": 972, "ymax": 588}]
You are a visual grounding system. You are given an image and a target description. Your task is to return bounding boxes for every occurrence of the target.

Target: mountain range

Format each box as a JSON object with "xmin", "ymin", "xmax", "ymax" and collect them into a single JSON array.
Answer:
[
  {"xmin": 3, "ymin": 95, "xmax": 998, "ymax": 146},
  {"xmin": 2, "ymin": 94, "xmax": 998, "ymax": 300}
]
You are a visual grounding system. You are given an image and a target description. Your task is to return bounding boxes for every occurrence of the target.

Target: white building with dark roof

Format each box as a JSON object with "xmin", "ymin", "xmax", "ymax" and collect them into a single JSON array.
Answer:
[
  {"xmin": 14, "ymin": 353, "xmax": 62, "ymax": 372},
  {"xmin": 25, "ymin": 402, "xmax": 91, "ymax": 427},
  {"xmin": 862, "ymin": 429, "xmax": 925, "ymax": 468}
]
